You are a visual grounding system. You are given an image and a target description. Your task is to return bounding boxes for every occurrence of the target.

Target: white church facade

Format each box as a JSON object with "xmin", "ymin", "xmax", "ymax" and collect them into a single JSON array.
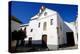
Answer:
[{"xmin": 20, "ymin": 6, "xmax": 78, "ymax": 50}]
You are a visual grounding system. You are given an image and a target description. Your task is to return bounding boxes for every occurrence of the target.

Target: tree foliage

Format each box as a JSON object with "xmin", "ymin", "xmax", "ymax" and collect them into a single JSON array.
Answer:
[{"xmin": 11, "ymin": 29, "xmax": 26, "ymax": 40}]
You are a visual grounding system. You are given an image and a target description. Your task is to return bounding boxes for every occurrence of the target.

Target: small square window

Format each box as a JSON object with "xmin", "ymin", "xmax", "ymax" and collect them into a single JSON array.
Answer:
[
  {"xmin": 30, "ymin": 29, "xmax": 33, "ymax": 32},
  {"xmin": 44, "ymin": 12, "xmax": 47, "ymax": 16}
]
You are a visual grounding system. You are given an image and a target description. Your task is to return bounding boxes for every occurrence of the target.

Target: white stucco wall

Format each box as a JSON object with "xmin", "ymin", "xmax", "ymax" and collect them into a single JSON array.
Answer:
[
  {"xmin": 57, "ymin": 13, "xmax": 66, "ymax": 45},
  {"xmin": 26, "ymin": 8, "xmax": 61, "ymax": 49}
]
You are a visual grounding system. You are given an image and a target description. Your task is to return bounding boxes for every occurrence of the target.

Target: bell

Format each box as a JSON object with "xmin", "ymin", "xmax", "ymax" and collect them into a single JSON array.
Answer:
[{"xmin": 41, "ymin": 6, "xmax": 45, "ymax": 11}]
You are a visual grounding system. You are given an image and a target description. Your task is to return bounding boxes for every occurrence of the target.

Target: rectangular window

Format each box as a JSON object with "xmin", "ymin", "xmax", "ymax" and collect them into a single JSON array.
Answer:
[
  {"xmin": 50, "ymin": 19, "xmax": 53, "ymax": 25},
  {"xmin": 43, "ymin": 22, "xmax": 47, "ymax": 30},
  {"xmin": 60, "ymin": 24, "xmax": 62, "ymax": 31},
  {"xmin": 38, "ymin": 22, "xmax": 40, "ymax": 28},
  {"xmin": 57, "ymin": 27, "xmax": 59, "ymax": 34}
]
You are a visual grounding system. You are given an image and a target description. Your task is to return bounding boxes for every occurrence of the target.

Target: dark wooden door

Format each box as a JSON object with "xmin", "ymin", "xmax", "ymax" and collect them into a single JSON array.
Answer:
[
  {"xmin": 66, "ymin": 32, "xmax": 75, "ymax": 46},
  {"xmin": 42, "ymin": 35, "xmax": 47, "ymax": 48}
]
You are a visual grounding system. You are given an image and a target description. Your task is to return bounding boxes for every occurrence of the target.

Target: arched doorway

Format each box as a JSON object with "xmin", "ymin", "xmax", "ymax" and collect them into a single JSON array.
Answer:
[{"xmin": 42, "ymin": 34, "xmax": 47, "ymax": 48}]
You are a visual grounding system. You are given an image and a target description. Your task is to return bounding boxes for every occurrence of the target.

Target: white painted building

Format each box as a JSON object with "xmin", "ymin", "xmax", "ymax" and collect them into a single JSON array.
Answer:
[
  {"xmin": 20, "ymin": 6, "xmax": 78, "ymax": 50},
  {"xmin": 11, "ymin": 16, "xmax": 22, "ymax": 32}
]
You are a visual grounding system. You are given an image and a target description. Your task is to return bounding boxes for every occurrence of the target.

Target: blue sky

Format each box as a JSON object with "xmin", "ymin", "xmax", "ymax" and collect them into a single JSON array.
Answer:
[{"xmin": 10, "ymin": 1, "xmax": 78, "ymax": 24}]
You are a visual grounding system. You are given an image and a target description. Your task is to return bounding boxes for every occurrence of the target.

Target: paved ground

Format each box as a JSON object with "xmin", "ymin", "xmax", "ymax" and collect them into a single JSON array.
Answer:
[
  {"xmin": 59, "ymin": 45, "xmax": 78, "ymax": 50},
  {"xmin": 10, "ymin": 40, "xmax": 78, "ymax": 53},
  {"xmin": 16, "ymin": 47, "xmax": 49, "ymax": 52},
  {"xmin": 14, "ymin": 44, "xmax": 78, "ymax": 53},
  {"xmin": 15, "ymin": 44, "xmax": 49, "ymax": 53}
]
